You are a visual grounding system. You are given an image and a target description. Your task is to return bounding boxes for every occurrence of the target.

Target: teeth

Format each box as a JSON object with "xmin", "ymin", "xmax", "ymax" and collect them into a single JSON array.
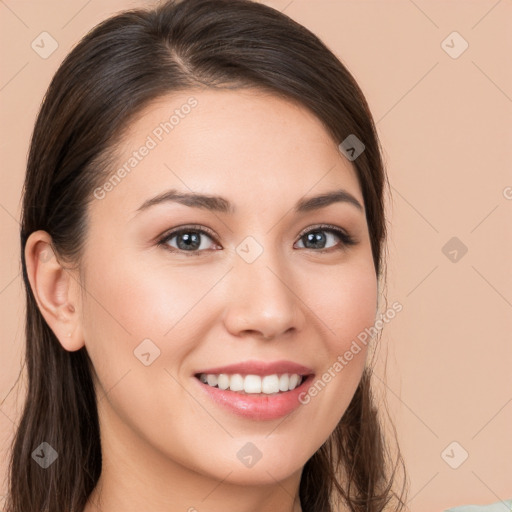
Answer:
[
  {"xmin": 262, "ymin": 375, "xmax": 279, "ymax": 394},
  {"xmin": 289, "ymin": 374, "xmax": 300, "ymax": 389},
  {"xmin": 198, "ymin": 373, "xmax": 305, "ymax": 394},
  {"xmin": 229, "ymin": 374, "xmax": 244, "ymax": 391},
  {"xmin": 217, "ymin": 374, "xmax": 230, "ymax": 390},
  {"xmin": 278, "ymin": 374, "xmax": 289, "ymax": 391},
  {"xmin": 244, "ymin": 375, "xmax": 261, "ymax": 393},
  {"xmin": 206, "ymin": 374, "xmax": 218, "ymax": 387}
]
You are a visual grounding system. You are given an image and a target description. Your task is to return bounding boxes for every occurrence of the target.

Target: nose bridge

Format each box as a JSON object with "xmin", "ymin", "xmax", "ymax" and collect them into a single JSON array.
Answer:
[{"xmin": 223, "ymin": 235, "xmax": 303, "ymax": 339}]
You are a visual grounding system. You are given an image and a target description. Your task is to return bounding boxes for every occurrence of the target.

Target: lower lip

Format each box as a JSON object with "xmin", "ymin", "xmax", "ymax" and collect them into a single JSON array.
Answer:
[{"xmin": 194, "ymin": 375, "xmax": 315, "ymax": 421}]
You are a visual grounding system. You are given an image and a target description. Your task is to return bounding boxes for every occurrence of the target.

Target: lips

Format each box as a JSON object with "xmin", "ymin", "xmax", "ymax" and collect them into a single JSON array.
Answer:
[
  {"xmin": 192, "ymin": 359, "xmax": 315, "ymax": 420},
  {"xmin": 194, "ymin": 359, "xmax": 314, "ymax": 377},
  {"xmin": 194, "ymin": 373, "xmax": 315, "ymax": 420}
]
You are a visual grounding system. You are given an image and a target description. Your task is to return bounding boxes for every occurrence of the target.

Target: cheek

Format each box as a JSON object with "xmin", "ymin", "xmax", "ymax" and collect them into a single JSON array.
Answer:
[
  {"xmin": 82, "ymin": 251, "xmax": 205, "ymax": 343},
  {"xmin": 297, "ymin": 259, "xmax": 377, "ymax": 427},
  {"xmin": 307, "ymin": 258, "xmax": 378, "ymax": 350},
  {"xmin": 80, "ymin": 250, "xmax": 227, "ymax": 397},
  {"xmin": 79, "ymin": 253, "xmax": 182, "ymax": 390}
]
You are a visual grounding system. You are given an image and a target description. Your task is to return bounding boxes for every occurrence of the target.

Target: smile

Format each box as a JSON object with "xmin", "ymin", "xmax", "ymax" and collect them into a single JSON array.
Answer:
[
  {"xmin": 196, "ymin": 372, "xmax": 305, "ymax": 394},
  {"xmin": 194, "ymin": 372, "xmax": 315, "ymax": 421}
]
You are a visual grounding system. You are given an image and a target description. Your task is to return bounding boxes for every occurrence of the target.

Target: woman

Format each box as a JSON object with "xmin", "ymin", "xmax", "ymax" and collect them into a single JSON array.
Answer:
[{"xmin": 6, "ymin": 0, "xmax": 408, "ymax": 510}]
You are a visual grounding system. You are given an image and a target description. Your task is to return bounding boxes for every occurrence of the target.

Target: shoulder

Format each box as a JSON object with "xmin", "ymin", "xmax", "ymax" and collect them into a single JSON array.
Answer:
[{"xmin": 443, "ymin": 499, "xmax": 512, "ymax": 512}]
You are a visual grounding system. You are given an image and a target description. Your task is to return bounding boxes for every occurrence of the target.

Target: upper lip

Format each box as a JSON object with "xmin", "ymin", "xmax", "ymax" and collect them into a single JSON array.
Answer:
[{"xmin": 194, "ymin": 359, "xmax": 314, "ymax": 377}]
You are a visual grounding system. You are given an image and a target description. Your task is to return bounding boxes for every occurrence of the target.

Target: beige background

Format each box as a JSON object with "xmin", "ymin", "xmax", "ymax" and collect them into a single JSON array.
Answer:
[{"xmin": 1, "ymin": 1, "xmax": 511, "ymax": 510}]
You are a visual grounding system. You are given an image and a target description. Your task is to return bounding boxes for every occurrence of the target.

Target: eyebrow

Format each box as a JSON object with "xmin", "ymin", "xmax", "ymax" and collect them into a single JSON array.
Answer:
[{"xmin": 134, "ymin": 188, "xmax": 364, "ymax": 216}]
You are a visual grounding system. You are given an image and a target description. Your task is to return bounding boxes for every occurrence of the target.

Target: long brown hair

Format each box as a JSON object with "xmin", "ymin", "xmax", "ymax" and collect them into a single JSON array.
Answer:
[{"xmin": 5, "ymin": 0, "xmax": 407, "ymax": 510}]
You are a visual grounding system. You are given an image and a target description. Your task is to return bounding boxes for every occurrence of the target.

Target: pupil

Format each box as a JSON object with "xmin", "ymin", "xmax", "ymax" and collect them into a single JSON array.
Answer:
[
  {"xmin": 306, "ymin": 231, "xmax": 325, "ymax": 249},
  {"xmin": 178, "ymin": 232, "xmax": 200, "ymax": 250}
]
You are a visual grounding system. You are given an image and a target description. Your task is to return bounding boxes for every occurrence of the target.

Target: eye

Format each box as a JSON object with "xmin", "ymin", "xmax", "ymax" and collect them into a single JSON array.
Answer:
[
  {"xmin": 295, "ymin": 224, "xmax": 357, "ymax": 252},
  {"xmin": 157, "ymin": 225, "xmax": 219, "ymax": 256}
]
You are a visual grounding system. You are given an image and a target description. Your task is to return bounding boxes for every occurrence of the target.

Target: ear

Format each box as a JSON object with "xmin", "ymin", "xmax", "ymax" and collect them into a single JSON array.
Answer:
[{"xmin": 24, "ymin": 230, "xmax": 85, "ymax": 352}]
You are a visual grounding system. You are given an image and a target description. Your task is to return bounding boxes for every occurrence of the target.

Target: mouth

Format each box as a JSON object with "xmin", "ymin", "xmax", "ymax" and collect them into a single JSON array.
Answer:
[
  {"xmin": 193, "ymin": 371, "xmax": 315, "ymax": 421},
  {"xmin": 194, "ymin": 372, "xmax": 308, "ymax": 395}
]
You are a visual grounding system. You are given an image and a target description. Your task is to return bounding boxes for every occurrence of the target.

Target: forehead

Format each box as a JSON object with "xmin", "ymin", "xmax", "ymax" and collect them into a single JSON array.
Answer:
[{"xmin": 91, "ymin": 88, "xmax": 363, "ymax": 219}]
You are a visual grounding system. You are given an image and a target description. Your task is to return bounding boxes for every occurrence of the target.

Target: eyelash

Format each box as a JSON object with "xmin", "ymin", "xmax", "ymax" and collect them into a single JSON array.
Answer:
[{"xmin": 156, "ymin": 223, "xmax": 357, "ymax": 257}]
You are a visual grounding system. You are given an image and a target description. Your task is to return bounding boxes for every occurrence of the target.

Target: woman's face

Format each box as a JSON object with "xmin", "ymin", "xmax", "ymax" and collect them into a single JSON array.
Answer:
[{"xmin": 73, "ymin": 89, "xmax": 377, "ymax": 488}]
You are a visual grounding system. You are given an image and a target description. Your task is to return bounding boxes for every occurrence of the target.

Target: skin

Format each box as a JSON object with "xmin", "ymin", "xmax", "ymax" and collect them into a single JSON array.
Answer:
[{"xmin": 25, "ymin": 88, "xmax": 378, "ymax": 512}]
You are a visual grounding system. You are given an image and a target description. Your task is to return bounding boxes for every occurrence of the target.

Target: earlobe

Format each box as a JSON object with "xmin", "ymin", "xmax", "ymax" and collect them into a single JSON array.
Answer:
[{"xmin": 24, "ymin": 230, "xmax": 85, "ymax": 352}]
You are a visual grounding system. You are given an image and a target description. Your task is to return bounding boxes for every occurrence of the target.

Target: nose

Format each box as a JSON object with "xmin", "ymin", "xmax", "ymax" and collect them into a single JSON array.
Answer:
[{"xmin": 222, "ymin": 250, "xmax": 305, "ymax": 341}]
